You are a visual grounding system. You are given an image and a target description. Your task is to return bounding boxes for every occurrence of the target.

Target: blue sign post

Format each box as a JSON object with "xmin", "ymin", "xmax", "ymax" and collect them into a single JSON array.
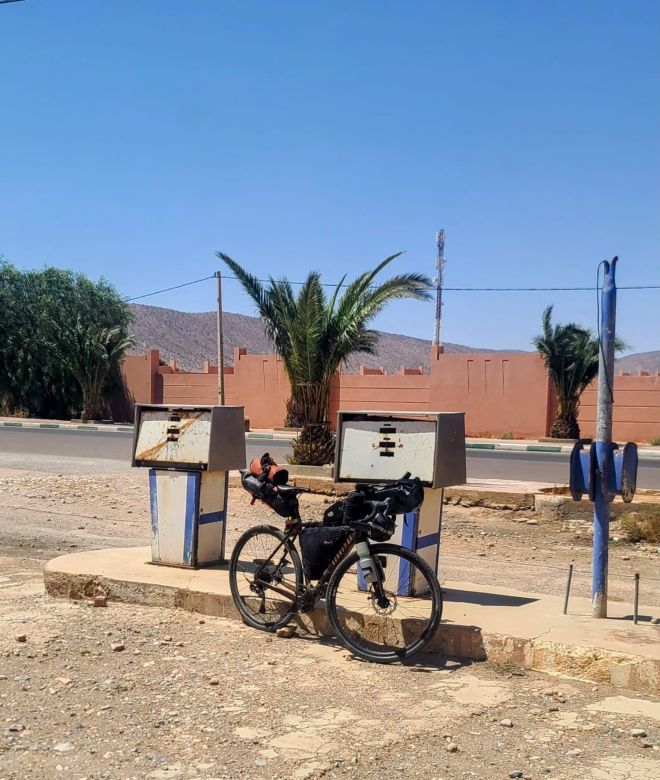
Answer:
[
  {"xmin": 593, "ymin": 258, "xmax": 617, "ymax": 618},
  {"xmin": 568, "ymin": 258, "xmax": 638, "ymax": 618}
]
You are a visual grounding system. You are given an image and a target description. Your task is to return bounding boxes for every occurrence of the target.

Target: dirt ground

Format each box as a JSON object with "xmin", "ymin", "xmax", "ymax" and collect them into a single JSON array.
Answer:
[{"xmin": 1, "ymin": 460, "xmax": 659, "ymax": 779}]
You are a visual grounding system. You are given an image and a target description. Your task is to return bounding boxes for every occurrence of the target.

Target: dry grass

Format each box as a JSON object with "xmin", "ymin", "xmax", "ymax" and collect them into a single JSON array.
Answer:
[{"xmin": 618, "ymin": 509, "xmax": 660, "ymax": 543}]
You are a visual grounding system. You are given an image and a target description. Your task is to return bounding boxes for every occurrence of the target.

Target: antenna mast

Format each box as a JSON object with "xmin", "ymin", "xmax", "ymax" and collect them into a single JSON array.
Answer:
[{"xmin": 433, "ymin": 230, "xmax": 445, "ymax": 347}]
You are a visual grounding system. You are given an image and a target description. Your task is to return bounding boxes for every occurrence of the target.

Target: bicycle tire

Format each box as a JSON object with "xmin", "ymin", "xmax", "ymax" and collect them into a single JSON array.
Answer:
[
  {"xmin": 325, "ymin": 543, "xmax": 442, "ymax": 663},
  {"xmin": 229, "ymin": 524, "xmax": 303, "ymax": 631}
]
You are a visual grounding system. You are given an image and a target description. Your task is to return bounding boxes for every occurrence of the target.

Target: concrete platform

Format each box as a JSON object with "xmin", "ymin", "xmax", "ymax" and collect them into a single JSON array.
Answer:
[{"xmin": 44, "ymin": 546, "xmax": 660, "ymax": 694}]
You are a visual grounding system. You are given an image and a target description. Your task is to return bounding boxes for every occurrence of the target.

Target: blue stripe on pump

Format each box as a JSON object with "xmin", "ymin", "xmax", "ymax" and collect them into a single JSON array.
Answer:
[
  {"xmin": 183, "ymin": 473, "xmax": 198, "ymax": 566},
  {"xmin": 397, "ymin": 510, "xmax": 417, "ymax": 595},
  {"xmin": 198, "ymin": 510, "xmax": 226, "ymax": 525},
  {"xmin": 416, "ymin": 532, "xmax": 439, "ymax": 550},
  {"xmin": 148, "ymin": 470, "xmax": 159, "ymax": 556}
]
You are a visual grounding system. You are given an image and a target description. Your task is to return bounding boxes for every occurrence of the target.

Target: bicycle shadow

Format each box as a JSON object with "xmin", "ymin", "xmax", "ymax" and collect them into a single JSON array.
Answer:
[{"xmin": 290, "ymin": 608, "xmax": 481, "ymax": 671}]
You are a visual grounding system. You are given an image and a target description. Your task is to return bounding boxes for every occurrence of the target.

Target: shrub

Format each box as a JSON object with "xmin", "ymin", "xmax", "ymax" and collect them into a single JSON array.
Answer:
[
  {"xmin": 649, "ymin": 437, "xmax": 660, "ymax": 446},
  {"xmin": 618, "ymin": 510, "xmax": 660, "ymax": 544}
]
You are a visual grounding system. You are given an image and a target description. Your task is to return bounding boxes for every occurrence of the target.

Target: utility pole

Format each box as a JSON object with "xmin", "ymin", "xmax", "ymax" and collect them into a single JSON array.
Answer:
[
  {"xmin": 432, "ymin": 230, "xmax": 445, "ymax": 348},
  {"xmin": 592, "ymin": 257, "xmax": 618, "ymax": 618},
  {"xmin": 215, "ymin": 270, "xmax": 225, "ymax": 405}
]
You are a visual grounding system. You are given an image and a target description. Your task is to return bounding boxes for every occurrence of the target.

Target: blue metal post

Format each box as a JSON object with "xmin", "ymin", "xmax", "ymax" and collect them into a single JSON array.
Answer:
[{"xmin": 592, "ymin": 257, "xmax": 618, "ymax": 618}]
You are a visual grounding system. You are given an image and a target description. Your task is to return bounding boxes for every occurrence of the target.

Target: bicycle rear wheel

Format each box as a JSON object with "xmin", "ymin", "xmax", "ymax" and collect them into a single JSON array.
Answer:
[
  {"xmin": 229, "ymin": 525, "xmax": 303, "ymax": 631},
  {"xmin": 326, "ymin": 543, "xmax": 442, "ymax": 663}
]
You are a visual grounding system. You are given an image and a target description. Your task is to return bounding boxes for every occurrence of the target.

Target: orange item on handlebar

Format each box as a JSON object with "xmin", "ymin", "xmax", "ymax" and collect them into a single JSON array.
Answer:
[{"xmin": 249, "ymin": 453, "xmax": 289, "ymax": 486}]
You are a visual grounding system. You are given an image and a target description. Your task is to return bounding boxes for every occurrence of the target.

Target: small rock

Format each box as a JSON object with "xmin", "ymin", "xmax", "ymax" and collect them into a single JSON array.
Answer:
[
  {"xmin": 526, "ymin": 519, "xmax": 538, "ymax": 526},
  {"xmin": 651, "ymin": 617, "xmax": 660, "ymax": 625},
  {"xmin": 500, "ymin": 719, "xmax": 514, "ymax": 728},
  {"xmin": 54, "ymin": 741, "xmax": 74, "ymax": 753},
  {"xmin": 255, "ymin": 758, "xmax": 267, "ymax": 766},
  {"xmin": 541, "ymin": 688, "xmax": 556, "ymax": 696},
  {"xmin": 110, "ymin": 643, "xmax": 125, "ymax": 652},
  {"xmin": 509, "ymin": 773, "xmax": 523, "ymax": 779},
  {"xmin": 566, "ymin": 748, "xmax": 581, "ymax": 757},
  {"xmin": 276, "ymin": 625, "xmax": 297, "ymax": 638},
  {"xmin": 209, "ymin": 678, "xmax": 220, "ymax": 686},
  {"xmin": 93, "ymin": 596, "xmax": 107, "ymax": 608},
  {"xmin": 640, "ymin": 740, "xmax": 653, "ymax": 748},
  {"xmin": 8, "ymin": 724, "xmax": 25, "ymax": 733},
  {"xmin": 15, "ymin": 634, "xmax": 27, "ymax": 643},
  {"xmin": 631, "ymin": 729, "xmax": 647, "ymax": 738},
  {"xmin": 446, "ymin": 742, "xmax": 458, "ymax": 753}
]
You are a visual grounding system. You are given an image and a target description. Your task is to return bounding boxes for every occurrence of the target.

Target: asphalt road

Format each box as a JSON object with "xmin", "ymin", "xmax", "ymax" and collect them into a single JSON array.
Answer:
[{"xmin": 3, "ymin": 426, "xmax": 660, "ymax": 488}]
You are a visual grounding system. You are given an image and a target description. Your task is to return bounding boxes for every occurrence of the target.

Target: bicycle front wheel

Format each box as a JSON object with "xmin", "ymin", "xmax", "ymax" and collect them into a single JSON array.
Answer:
[
  {"xmin": 229, "ymin": 525, "xmax": 303, "ymax": 631},
  {"xmin": 326, "ymin": 543, "xmax": 442, "ymax": 663}
]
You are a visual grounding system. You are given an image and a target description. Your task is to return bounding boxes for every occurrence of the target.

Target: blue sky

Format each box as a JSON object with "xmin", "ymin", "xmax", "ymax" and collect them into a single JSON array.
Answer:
[{"xmin": 1, "ymin": 1, "xmax": 659, "ymax": 353}]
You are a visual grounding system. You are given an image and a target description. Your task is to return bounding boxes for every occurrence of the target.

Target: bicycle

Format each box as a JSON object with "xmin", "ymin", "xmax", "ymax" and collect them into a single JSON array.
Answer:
[{"xmin": 228, "ymin": 458, "xmax": 443, "ymax": 664}]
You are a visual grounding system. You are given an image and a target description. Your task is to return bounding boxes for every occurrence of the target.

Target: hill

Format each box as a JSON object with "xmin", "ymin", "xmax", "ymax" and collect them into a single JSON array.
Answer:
[
  {"xmin": 616, "ymin": 351, "xmax": 660, "ymax": 375},
  {"xmin": 128, "ymin": 304, "xmax": 505, "ymax": 373}
]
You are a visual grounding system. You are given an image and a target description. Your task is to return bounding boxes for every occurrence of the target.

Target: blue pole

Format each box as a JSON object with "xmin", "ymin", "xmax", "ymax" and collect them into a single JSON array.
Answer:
[{"xmin": 592, "ymin": 257, "xmax": 617, "ymax": 618}]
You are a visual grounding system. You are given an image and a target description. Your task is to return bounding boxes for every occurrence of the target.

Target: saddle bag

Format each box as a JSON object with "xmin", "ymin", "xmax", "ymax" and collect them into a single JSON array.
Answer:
[
  {"xmin": 299, "ymin": 526, "xmax": 352, "ymax": 580},
  {"xmin": 240, "ymin": 471, "xmax": 299, "ymax": 519}
]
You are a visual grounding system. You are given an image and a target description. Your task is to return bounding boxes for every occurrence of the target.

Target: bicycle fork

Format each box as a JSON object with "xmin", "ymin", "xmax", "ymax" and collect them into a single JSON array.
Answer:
[{"xmin": 355, "ymin": 541, "xmax": 390, "ymax": 608}]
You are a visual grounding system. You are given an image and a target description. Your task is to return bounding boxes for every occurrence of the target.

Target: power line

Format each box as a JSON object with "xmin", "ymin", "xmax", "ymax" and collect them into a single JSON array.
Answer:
[
  {"xmin": 125, "ymin": 273, "xmax": 660, "ymax": 302},
  {"xmin": 125, "ymin": 275, "xmax": 215, "ymax": 302}
]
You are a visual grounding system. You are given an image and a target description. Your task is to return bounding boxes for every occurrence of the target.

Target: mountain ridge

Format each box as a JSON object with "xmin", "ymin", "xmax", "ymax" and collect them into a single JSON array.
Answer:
[
  {"xmin": 128, "ymin": 303, "xmax": 660, "ymax": 375},
  {"xmin": 128, "ymin": 303, "xmax": 515, "ymax": 373}
]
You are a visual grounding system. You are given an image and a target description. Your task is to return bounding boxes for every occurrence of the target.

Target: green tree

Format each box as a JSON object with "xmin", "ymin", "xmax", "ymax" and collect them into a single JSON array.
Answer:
[
  {"xmin": 217, "ymin": 251, "xmax": 432, "ymax": 464},
  {"xmin": 0, "ymin": 261, "xmax": 133, "ymax": 419},
  {"xmin": 57, "ymin": 320, "xmax": 134, "ymax": 420},
  {"xmin": 533, "ymin": 305, "xmax": 625, "ymax": 439}
]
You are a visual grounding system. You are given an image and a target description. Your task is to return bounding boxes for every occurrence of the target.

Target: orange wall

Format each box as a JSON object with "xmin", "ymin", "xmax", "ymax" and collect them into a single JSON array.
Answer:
[
  {"xmin": 224, "ymin": 349, "xmax": 290, "ymax": 428},
  {"xmin": 121, "ymin": 349, "xmax": 660, "ymax": 441},
  {"xmin": 121, "ymin": 350, "xmax": 159, "ymax": 404},
  {"xmin": 328, "ymin": 372, "xmax": 430, "ymax": 427},
  {"xmin": 428, "ymin": 350, "xmax": 552, "ymax": 437},
  {"xmin": 578, "ymin": 373, "xmax": 660, "ymax": 442}
]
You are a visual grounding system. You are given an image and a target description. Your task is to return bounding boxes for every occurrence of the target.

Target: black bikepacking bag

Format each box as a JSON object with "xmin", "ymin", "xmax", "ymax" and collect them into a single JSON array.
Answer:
[
  {"xmin": 299, "ymin": 526, "xmax": 352, "ymax": 580},
  {"xmin": 322, "ymin": 491, "xmax": 371, "ymax": 527},
  {"xmin": 240, "ymin": 471, "xmax": 299, "ymax": 519}
]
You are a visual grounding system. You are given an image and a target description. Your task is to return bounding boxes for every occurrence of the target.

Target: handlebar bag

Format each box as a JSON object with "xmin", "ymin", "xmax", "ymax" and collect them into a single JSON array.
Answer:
[
  {"xmin": 322, "ymin": 491, "xmax": 370, "ymax": 527},
  {"xmin": 367, "ymin": 512, "xmax": 396, "ymax": 542},
  {"xmin": 379, "ymin": 479, "xmax": 425, "ymax": 515},
  {"xmin": 299, "ymin": 526, "xmax": 352, "ymax": 580}
]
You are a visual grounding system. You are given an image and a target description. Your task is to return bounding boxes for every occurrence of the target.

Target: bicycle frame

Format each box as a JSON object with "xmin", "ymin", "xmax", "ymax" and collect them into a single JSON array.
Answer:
[{"xmin": 250, "ymin": 522, "xmax": 385, "ymax": 610}]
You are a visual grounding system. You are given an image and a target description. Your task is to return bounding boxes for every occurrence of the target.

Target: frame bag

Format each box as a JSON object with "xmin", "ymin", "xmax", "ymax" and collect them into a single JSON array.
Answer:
[{"xmin": 299, "ymin": 526, "xmax": 352, "ymax": 580}]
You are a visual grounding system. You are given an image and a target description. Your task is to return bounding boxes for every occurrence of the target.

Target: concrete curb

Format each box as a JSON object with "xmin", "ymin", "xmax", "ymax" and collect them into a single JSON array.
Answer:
[
  {"xmin": 43, "ymin": 551, "xmax": 660, "ymax": 695},
  {"xmin": 0, "ymin": 420, "xmax": 295, "ymax": 440},
  {"xmin": 466, "ymin": 441, "xmax": 660, "ymax": 458},
  {"xmin": 1, "ymin": 420, "xmax": 134, "ymax": 433}
]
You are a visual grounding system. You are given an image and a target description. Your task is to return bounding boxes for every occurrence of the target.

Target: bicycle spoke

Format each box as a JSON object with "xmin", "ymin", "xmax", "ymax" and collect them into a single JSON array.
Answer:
[
  {"xmin": 229, "ymin": 527, "xmax": 302, "ymax": 630},
  {"xmin": 328, "ymin": 546, "xmax": 441, "ymax": 660}
]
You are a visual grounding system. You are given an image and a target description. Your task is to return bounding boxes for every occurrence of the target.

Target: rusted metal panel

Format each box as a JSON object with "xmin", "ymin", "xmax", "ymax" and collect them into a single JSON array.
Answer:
[
  {"xmin": 131, "ymin": 404, "xmax": 246, "ymax": 470},
  {"xmin": 334, "ymin": 411, "xmax": 466, "ymax": 488}
]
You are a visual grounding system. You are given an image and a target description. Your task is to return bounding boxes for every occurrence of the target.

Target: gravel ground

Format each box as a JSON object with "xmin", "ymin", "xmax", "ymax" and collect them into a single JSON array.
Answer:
[{"xmin": 1, "ymin": 461, "xmax": 659, "ymax": 779}]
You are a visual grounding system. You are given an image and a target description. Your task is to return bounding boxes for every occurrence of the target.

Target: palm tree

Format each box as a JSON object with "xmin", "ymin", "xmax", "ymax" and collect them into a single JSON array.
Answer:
[
  {"xmin": 58, "ymin": 319, "xmax": 134, "ymax": 421},
  {"xmin": 217, "ymin": 251, "xmax": 432, "ymax": 464},
  {"xmin": 533, "ymin": 305, "xmax": 624, "ymax": 440}
]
